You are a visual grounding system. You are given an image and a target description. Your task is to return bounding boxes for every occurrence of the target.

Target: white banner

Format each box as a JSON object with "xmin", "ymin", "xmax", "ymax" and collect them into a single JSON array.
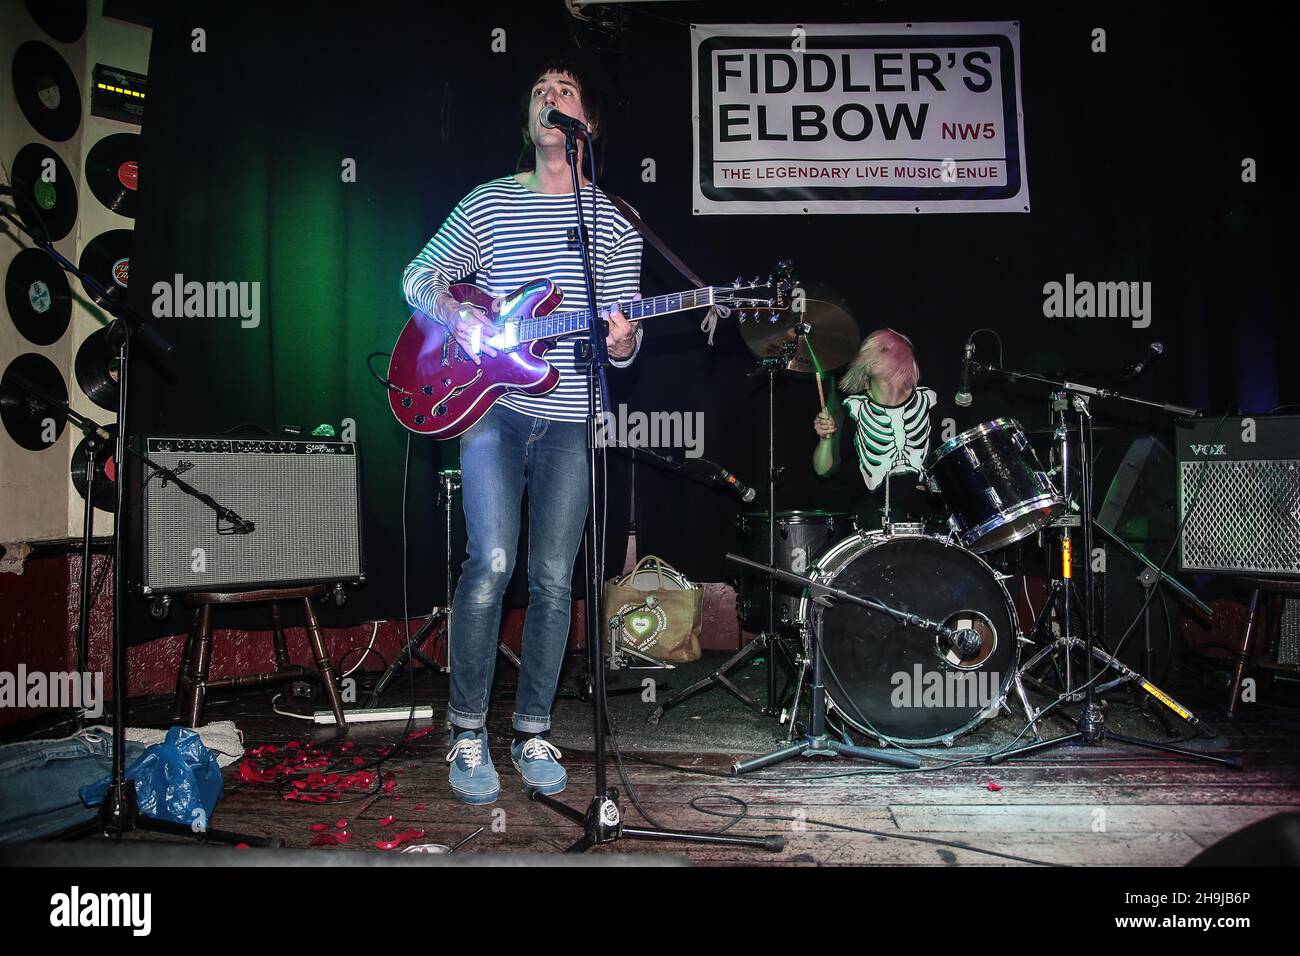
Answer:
[{"xmin": 691, "ymin": 21, "xmax": 1030, "ymax": 214}]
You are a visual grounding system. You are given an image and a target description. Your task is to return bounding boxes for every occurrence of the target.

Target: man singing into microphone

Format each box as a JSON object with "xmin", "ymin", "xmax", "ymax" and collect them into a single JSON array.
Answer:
[
  {"xmin": 812, "ymin": 328, "xmax": 938, "ymax": 526},
  {"xmin": 402, "ymin": 60, "xmax": 643, "ymax": 805}
]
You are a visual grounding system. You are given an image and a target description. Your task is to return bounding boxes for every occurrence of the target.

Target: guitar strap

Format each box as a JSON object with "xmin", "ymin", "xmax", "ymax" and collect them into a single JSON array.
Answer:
[{"xmin": 606, "ymin": 192, "xmax": 721, "ymax": 344}]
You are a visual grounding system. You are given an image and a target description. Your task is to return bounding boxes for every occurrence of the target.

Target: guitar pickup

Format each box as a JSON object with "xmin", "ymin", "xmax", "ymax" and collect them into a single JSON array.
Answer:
[{"xmin": 485, "ymin": 321, "xmax": 520, "ymax": 351}]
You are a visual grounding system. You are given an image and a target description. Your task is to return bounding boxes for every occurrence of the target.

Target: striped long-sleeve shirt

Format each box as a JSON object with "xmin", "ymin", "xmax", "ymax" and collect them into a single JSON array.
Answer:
[
  {"xmin": 402, "ymin": 175, "xmax": 644, "ymax": 422},
  {"xmin": 842, "ymin": 387, "xmax": 937, "ymax": 491}
]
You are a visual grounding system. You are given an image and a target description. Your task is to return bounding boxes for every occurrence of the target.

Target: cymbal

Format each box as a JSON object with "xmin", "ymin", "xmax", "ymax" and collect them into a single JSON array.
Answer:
[{"xmin": 740, "ymin": 299, "xmax": 859, "ymax": 374}]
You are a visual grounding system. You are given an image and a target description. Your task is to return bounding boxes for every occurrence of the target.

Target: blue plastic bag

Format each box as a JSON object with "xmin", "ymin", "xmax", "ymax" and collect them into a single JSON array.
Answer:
[{"xmin": 80, "ymin": 726, "xmax": 224, "ymax": 830}]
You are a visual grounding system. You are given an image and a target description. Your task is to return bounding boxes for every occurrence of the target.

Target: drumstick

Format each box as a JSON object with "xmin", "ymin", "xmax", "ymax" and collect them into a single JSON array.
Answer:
[{"xmin": 805, "ymin": 338, "xmax": 828, "ymax": 410}]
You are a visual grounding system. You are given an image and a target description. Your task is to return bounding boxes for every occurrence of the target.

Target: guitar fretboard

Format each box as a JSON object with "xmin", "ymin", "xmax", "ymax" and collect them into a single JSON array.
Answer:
[{"xmin": 518, "ymin": 288, "xmax": 718, "ymax": 343}]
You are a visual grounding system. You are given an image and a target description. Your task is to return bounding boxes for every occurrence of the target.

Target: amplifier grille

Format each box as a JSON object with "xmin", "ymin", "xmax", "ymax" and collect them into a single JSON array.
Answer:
[
  {"xmin": 1281, "ymin": 600, "xmax": 1300, "ymax": 666},
  {"xmin": 1179, "ymin": 459, "xmax": 1300, "ymax": 576},
  {"xmin": 139, "ymin": 440, "xmax": 363, "ymax": 592}
]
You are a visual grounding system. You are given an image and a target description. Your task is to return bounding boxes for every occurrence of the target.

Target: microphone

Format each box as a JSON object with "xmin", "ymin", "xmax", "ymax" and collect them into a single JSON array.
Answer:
[
  {"xmin": 1122, "ymin": 342, "xmax": 1164, "ymax": 378},
  {"xmin": 948, "ymin": 627, "xmax": 983, "ymax": 657},
  {"xmin": 954, "ymin": 340, "xmax": 975, "ymax": 408},
  {"xmin": 717, "ymin": 466, "xmax": 757, "ymax": 503},
  {"xmin": 539, "ymin": 106, "xmax": 588, "ymax": 133}
]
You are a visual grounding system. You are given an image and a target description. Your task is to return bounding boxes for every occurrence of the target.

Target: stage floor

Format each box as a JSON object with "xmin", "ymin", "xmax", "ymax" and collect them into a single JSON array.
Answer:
[{"xmin": 66, "ymin": 651, "xmax": 1300, "ymax": 865}]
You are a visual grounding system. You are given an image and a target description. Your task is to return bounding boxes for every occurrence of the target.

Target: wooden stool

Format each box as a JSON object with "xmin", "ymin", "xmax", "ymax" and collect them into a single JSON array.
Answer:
[
  {"xmin": 1227, "ymin": 575, "xmax": 1300, "ymax": 714},
  {"xmin": 172, "ymin": 586, "xmax": 348, "ymax": 728}
]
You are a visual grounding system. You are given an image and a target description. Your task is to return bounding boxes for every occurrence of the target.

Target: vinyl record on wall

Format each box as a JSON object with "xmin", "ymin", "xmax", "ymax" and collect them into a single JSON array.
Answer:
[
  {"xmin": 11, "ymin": 143, "xmax": 79, "ymax": 242},
  {"xmin": 0, "ymin": 352, "xmax": 68, "ymax": 451},
  {"xmin": 71, "ymin": 424, "xmax": 118, "ymax": 513},
  {"xmin": 11, "ymin": 41, "xmax": 82, "ymax": 142},
  {"xmin": 78, "ymin": 229, "xmax": 134, "ymax": 307},
  {"xmin": 24, "ymin": 0, "xmax": 88, "ymax": 44},
  {"xmin": 5, "ymin": 248, "xmax": 72, "ymax": 346},
  {"xmin": 85, "ymin": 133, "xmax": 140, "ymax": 218},
  {"xmin": 75, "ymin": 326, "xmax": 121, "ymax": 411}
]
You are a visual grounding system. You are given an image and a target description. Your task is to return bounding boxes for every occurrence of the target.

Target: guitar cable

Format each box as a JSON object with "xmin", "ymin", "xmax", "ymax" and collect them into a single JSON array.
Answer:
[{"xmin": 366, "ymin": 350, "xmax": 401, "ymax": 392}]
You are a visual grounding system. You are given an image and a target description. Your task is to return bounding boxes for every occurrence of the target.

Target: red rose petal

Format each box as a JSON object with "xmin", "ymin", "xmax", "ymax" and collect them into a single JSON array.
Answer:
[
  {"xmin": 374, "ymin": 828, "xmax": 425, "ymax": 851},
  {"xmin": 987, "ymin": 780, "xmax": 1003, "ymax": 792}
]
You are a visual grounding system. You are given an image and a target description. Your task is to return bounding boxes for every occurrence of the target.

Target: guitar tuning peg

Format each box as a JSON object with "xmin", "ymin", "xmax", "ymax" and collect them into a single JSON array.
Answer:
[
  {"xmin": 751, "ymin": 275, "xmax": 760, "ymax": 286},
  {"xmin": 733, "ymin": 276, "xmax": 743, "ymax": 287}
]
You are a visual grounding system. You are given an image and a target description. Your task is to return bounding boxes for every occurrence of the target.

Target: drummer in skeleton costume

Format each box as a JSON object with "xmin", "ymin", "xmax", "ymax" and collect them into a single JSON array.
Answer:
[{"xmin": 813, "ymin": 328, "xmax": 938, "ymax": 525}]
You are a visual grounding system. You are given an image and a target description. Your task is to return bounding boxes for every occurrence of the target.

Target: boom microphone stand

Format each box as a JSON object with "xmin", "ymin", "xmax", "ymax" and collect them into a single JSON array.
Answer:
[
  {"xmin": 1, "ymin": 198, "xmax": 271, "ymax": 845},
  {"xmin": 970, "ymin": 363, "xmax": 1240, "ymax": 770},
  {"xmin": 525, "ymin": 120, "xmax": 779, "ymax": 853}
]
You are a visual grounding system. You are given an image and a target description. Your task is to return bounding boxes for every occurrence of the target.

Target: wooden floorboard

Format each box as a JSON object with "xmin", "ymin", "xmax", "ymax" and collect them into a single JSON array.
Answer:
[{"xmin": 87, "ymin": 667, "xmax": 1300, "ymax": 867}]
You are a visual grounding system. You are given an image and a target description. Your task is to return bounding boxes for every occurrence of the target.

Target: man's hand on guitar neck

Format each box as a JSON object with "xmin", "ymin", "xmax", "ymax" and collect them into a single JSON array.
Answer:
[
  {"xmin": 434, "ymin": 292, "xmax": 501, "ymax": 364},
  {"xmin": 604, "ymin": 293, "xmax": 641, "ymax": 361}
]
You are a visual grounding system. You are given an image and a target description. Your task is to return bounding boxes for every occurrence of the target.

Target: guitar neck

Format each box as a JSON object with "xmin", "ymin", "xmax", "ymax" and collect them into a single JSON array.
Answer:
[{"xmin": 517, "ymin": 287, "xmax": 718, "ymax": 343}]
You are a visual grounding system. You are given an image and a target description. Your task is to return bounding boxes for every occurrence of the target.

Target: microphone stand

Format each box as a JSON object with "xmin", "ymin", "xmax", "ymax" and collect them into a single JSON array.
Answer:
[
  {"xmin": 722, "ymin": 553, "xmax": 929, "ymax": 773},
  {"xmin": 968, "ymin": 362, "xmax": 1240, "ymax": 770},
  {"xmin": 1, "ymin": 201, "xmax": 271, "ymax": 845},
  {"xmin": 525, "ymin": 125, "xmax": 779, "ymax": 853}
]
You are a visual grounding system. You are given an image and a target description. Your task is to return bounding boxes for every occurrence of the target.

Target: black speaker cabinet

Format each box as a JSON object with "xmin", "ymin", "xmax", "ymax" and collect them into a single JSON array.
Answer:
[{"xmin": 1177, "ymin": 415, "xmax": 1300, "ymax": 577}]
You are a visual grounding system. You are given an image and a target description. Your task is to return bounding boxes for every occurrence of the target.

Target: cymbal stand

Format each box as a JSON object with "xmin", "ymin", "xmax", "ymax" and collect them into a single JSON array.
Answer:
[{"xmin": 968, "ymin": 364, "xmax": 1237, "ymax": 769}]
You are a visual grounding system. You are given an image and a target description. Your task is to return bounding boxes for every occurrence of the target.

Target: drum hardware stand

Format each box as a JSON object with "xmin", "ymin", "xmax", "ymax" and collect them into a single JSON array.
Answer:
[
  {"xmin": 367, "ymin": 468, "xmax": 462, "ymax": 708},
  {"xmin": 528, "ymin": 122, "xmax": 781, "ymax": 854},
  {"xmin": 606, "ymin": 610, "xmax": 676, "ymax": 672},
  {"xmin": 364, "ymin": 607, "xmax": 447, "ymax": 708},
  {"xmin": 970, "ymin": 365, "xmax": 1237, "ymax": 769},
  {"xmin": 1090, "ymin": 521, "xmax": 1212, "ymax": 736},
  {"xmin": 646, "ymin": 348, "xmax": 801, "ymax": 726}
]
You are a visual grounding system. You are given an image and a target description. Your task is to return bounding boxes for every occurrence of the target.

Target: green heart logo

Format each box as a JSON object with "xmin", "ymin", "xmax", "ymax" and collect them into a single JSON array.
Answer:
[{"xmin": 627, "ymin": 613, "xmax": 654, "ymax": 636}]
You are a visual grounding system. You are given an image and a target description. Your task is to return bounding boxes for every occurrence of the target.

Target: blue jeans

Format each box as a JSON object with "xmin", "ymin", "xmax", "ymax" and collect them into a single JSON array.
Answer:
[
  {"xmin": 449, "ymin": 404, "xmax": 590, "ymax": 734},
  {"xmin": 0, "ymin": 729, "xmax": 146, "ymax": 842}
]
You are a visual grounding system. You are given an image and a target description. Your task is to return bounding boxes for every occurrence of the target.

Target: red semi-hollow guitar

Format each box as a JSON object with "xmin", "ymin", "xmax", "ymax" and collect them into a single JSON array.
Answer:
[{"xmin": 387, "ymin": 272, "xmax": 790, "ymax": 439}]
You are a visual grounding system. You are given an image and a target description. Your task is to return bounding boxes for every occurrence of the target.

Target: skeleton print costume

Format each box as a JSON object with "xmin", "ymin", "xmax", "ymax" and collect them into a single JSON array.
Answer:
[{"xmin": 842, "ymin": 387, "xmax": 937, "ymax": 492}]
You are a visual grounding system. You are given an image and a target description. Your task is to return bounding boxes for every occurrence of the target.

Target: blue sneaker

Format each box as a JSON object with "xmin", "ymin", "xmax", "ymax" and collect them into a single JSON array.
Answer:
[
  {"xmin": 446, "ymin": 729, "xmax": 499, "ymax": 805},
  {"xmin": 511, "ymin": 736, "xmax": 567, "ymax": 795}
]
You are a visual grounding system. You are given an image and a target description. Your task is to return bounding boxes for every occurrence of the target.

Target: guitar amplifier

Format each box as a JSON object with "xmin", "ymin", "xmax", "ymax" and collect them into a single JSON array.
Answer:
[
  {"xmin": 131, "ymin": 435, "xmax": 364, "ymax": 594},
  {"xmin": 1177, "ymin": 415, "xmax": 1300, "ymax": 577}
]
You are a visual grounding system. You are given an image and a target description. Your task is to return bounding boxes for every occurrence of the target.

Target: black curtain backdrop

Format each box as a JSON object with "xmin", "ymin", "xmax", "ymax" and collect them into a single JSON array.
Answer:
[{"xmin": 127, "ymin": 1, "xmax": 1294, "ymax": 638}]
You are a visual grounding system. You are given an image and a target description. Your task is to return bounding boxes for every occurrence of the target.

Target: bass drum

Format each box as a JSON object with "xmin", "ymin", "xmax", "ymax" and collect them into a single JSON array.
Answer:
[{"xmin": 798, "ymin": 533, "xmax": 1019, "ymax": 746}]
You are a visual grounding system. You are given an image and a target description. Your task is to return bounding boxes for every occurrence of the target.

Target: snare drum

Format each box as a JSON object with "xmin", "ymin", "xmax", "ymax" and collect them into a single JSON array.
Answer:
[{"xmin": 926, "ymin": 418, "xmax": 1065, "ymax": 552}]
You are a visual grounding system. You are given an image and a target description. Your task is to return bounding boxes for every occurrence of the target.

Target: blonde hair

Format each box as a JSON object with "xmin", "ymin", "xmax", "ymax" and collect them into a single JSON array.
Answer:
[{"xmin": 839, "ymin": 328, "xmax": 920, "ymax": 396}]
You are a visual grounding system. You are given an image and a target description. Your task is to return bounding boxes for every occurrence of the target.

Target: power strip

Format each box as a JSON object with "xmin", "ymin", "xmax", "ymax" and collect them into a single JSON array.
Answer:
[{"xmin": 313, "ymin": 705, "xmax": 436, "ymax": 724}]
